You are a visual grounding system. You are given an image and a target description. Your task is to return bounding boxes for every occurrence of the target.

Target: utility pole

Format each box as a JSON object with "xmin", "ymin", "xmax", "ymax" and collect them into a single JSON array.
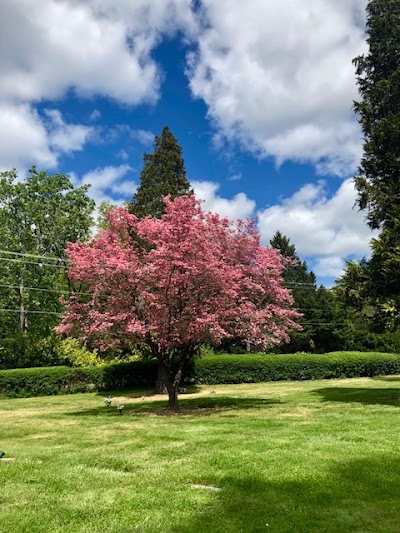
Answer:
[{"xmin": 19, "ymin": 275, "xmax": 27, "ymax": 334}]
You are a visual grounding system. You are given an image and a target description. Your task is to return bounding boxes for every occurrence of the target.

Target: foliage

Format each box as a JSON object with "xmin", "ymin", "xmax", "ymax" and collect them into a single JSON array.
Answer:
[
  {"xmin": 96, "ymin": 200, "xmax": 117, "ymax": 232},
  {"xmin": 0, "ymin": 360, "xmax": 158, "ymax": 398},
  {"xmin": 270, "ymin": 231, "xmax": 353, "ymax": 352},
  {"xmin": 0, "ymin": 168, "xmax": 95, "ymax": 358},
  {"xmin": 128, "ymin": 125, "xmax": 192, "ymax": 219},
  {"xmin": 353, "ymin": 0, "xmax": 400, "ymax": 230},
  {"xmin": 57, "ymin": 195, "xmax": 300, "ymax": 408},
  {"xmin": 0, "ymin": 334, "xmax": 66, "ymax": 370},
  {"xmin": 192, "ymin": 352, "xmax": 400, "ymax": 384},
  {"xmin": 348, "ymin": 0, "xmax": 400, "ymax": 330},
  {"xmin": 55, "ymin": 338, "xmax": 103, "ymax": 367},
  {"xmin": 1, "ymin": 352, "xmax": 400, "ymax": 398}
]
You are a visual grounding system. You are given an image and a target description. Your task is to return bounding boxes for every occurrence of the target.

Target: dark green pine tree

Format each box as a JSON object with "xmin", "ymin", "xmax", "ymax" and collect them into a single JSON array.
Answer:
[
  {"xmin": 128, "ymin": 126, "xmax": 192, "ymax": 392},
  {"xmin": 270, "ymin": 231, "xmax": 353, "ymax": 352},
  {"xmin": 353, "ymin": 0, "xmax": 400, "ymax": 231},
  {"xmin": 349, "ymin": 0, "xmax": 400, "ymax": 330},
  {"xmin": 128, "ymin": 126, "xmax": 192, "ymax": 218}
]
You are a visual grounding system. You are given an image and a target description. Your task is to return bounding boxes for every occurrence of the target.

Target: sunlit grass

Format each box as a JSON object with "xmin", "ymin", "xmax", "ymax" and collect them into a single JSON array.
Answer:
[{"xmin": 1, "ymin": 377, "xmax": 400, "ymax": 532}]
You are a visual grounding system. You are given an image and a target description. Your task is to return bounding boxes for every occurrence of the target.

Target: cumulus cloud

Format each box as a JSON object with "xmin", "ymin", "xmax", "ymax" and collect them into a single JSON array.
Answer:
[
  {"xmin": 0, "ymin": 0, "xmax": 195, "ymax": 170},
  {"xmin": 0, "ymin": 104, "xmax": 95, "ymax": 171},
  {"xmin": 72, "ymin": 164, "xmax": 134, "ymax": 206},
  {"xmin": 193, "ymin": 180, "xmax": 256, "ymax": 220},
  {"xmin": 44, "ymin": 109, "xmax": 94, "ymax": 154},
  {"xmin": 0, "ymin": 0, "xmax": 196, "ymax": 106},
  {"xmin": 312, "ymin": 256, "xmax": 346, "ymax": 278},
  {"xmin": 188, "ymin": 0, "xmax": 368, "ymax": 176},
  {"xmin": 257, "ymin": 178, "xmax": 377, "ymax": 277}
]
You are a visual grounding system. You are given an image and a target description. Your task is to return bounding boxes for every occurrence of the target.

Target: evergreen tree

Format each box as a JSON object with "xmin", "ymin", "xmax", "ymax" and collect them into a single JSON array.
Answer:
[
  {"xmin": 353, "ymin": 0, "xmax": 400, "ymax": 230},
  {"xmin": 348, "ymin": 0, "xmax": 400, "ymax": 330},
  {"xmin": 270, "ymin": 231, "xmax": 353, "ymax": 352},
  {"xmin": 128, "ymin": 126, "xmax": 192, "ymax": 391},
  {"xmin": 128, "ymin": 126, "xmax": 192, "ymax": 218}
]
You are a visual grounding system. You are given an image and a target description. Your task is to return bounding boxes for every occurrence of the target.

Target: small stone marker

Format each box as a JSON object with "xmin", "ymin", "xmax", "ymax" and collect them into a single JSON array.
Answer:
[{"xmin": 190, "ymin": 484, "xmax": 221, "ymax": 492}]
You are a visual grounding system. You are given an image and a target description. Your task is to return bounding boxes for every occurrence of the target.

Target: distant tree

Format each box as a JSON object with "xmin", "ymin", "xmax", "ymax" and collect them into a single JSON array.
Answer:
[
  {"xmin": 270, "ymin": 231, "xmax": 353, "ymax": 352},
  {"xmin": 270, "ymin": 231, "xmax": 317, "ymax": 351},
  {"xmin": 0, "ymin": 168, "xmax": 94, "ymax": 368},
  {"xmin": 128, "ymin": 126, "xmax": 192, "ymax": 219},
  {"xmin": 96, "ymin": 200, "xmax": 117, "ymax": 232},
  {"xmin": 57, "ymin": 196, "xmax": 300, "ymax": 410}
]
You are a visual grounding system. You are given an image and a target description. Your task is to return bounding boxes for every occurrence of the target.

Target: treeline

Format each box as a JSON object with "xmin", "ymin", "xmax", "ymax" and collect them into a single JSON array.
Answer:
[
  {"xmin": 0, "ymin": 126, "xmax": 399, "ymax": 370},
  {"xmin": 1, "ymin": 0, "xmax": 399, "ymax": 370}
]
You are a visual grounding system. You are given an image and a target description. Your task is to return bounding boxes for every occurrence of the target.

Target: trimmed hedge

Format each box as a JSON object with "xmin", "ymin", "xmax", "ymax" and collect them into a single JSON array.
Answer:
[
  {"xmin": 0, "ymin": 352, "xmax": 399, "ymax": 398},
  {"xmin": 191, "ymin": 352, "xmax": 400, "ymax": 385},
  {"xmin": 0, "ymin": 360, "xmax": 157, "ymax": 398}
]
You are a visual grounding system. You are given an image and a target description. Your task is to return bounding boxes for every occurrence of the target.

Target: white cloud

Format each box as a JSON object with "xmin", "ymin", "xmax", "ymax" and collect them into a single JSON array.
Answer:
[
  {"xmin": 257, "ymin": 178, "xmax": 377, "ymax": 274},
  {"xmin": 0, "ymin": 104, "xmax": 95, "ymax": 170},
  {"xmin": 0, "ymin": 0, "xmax": 196, "ymax": 106},
  {"xmin": 188, "ymin": 0, "xmax": 368, "ymax": 176},
  {"xmin": 0, "ymin": 0, "xmax": 195, "ymax": 171},
  {"xmin": 131, "ymin": 129, "xmax": 155, "ymax": 146},
  {"xmin": 44, "ymin": 109, "xmax": 94, "ymax": 154},
  {"xmin": 312, "ymin": 256, "xmax": 346, "ymax": 278},
  {"xmin": 0, "ymin": 103, "xmax": 55, "ymax": 171},
  {"xmin": 75, "ymin": 164, "xmax": 134, "ymax": 206},
  {"xmin": 193, "ymin": 180, "xmax": 256, "ymax": 220},
  {"xmin": 89, "ymin": 109, "xmax": 101, "ymax": 121}
]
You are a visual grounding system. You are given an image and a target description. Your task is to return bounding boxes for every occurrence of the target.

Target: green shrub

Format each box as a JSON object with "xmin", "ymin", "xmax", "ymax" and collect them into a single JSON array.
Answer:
[
  {"xmin": 56, "ymin": 338, "xmax": 103, "ymax": 367},
  {"xmin": 0, "ymin": 360, "xmax": 158, "ymax": 398},
  {"xmin": 189, "ymin": 352, "xmax": 400, "ymax": 385},
  {"xmin": 0, "ymin": 352, "xmax": 399, "ymax": 398}
]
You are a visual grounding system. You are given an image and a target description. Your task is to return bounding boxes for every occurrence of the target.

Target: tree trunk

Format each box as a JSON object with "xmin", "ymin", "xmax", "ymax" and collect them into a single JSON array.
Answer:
[
  {"xmin": 155, "ymin": 362, "xmax": 168, "ymax": 394},
  {"xmin": 166, "ymin": 382, "xmax": 178, "ymax": 411}
]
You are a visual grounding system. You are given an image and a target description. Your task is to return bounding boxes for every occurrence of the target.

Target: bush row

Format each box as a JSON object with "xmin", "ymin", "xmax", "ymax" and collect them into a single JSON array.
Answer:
[
  {"xmin": 0, "ymin": 360, "xmax": 158, "ymax": 398},
  {"xmin": 0, "ymin": 352, "xmax": 399, "ymax": 398},
  {"xmin": 192, "ymin": 352, "xmax": 400, "ymax": 384}
]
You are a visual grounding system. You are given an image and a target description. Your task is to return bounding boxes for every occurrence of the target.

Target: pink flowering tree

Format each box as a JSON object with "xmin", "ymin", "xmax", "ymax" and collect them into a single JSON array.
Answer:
[{"xmin": 56, "ymin": 195, "xmax": 300, "ymax": 410}]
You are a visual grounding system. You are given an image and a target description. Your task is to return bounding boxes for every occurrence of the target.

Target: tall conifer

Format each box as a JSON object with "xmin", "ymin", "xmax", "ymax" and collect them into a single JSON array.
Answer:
[{"xmin": 128, "ymin": 126, "xmax": 192, "ymax": 218}]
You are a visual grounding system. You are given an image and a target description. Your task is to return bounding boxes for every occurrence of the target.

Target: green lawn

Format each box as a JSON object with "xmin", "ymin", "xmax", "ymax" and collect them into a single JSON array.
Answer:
[{"xmin": 1, "ymin": 377, "xmax": 400, "ymax": 533}]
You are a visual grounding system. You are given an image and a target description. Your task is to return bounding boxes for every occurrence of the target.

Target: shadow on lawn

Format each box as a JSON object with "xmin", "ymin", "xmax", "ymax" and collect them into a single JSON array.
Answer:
[
  {"xmin": 67, "ymin": 395, "xmax": 281, "ymax": 418},
  {"xmin": 171, "ymin": 454, "xmax": 400, "ymax": 533},
  {"xmin": 313, "ymin": 387, "xmax": 400, "ymax": 407},
  {"xmin": 373, "ymin": 376, "xmax": 400, "ymax": 382}
]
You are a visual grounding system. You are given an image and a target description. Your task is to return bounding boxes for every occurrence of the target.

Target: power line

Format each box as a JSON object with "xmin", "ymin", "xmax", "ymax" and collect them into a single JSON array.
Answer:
[
  {"xmin": 299, "ymin": 322, "xmax": 349, "ymax": 326},
  {"xmin": 0, "ymin": 309, "xmax": 62, "ymax": 316},
  {"xmin": 0, "ymin": 283, "xmax": 90, "ymax": 297},
  {"xmin": 0, "ymin": 249, "xmax": 67, "ymax": 263},
  {"xmin": 0, "ymin": 256, "xmax": 66, "ymax": 269}
]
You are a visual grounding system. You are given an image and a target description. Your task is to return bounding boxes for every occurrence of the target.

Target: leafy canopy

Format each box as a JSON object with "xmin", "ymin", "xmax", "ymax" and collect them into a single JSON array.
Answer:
[{"xmin": 57, "ymin": 196, "xmax": 300, "ymax": 407}]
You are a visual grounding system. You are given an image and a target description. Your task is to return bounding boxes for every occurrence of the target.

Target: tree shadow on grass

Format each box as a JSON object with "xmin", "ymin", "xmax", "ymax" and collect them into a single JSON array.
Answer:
[
  {"xmin": 95, "ymin": 385, "xmax": 203, "ymax": 399},
  {"xmin": 313, "ymin": 387, "xmax": 400, "ymax": 407},
  {"xmin": 171, "ymin": 454, "xmax": 400, "ymax": 533},
  {"xmin": 66, "ymin": 396, "xmax": 281, "ymax": 418},
  {"xmin": 373, "ymin": 376, "xmax": 400, "ymax": 382}
]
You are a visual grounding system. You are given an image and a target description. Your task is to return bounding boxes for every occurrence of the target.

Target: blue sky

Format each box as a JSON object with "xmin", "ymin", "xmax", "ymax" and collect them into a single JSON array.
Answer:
[{"xmin": 0, "ymin": 0, "xmax": 375, "ymax": 285}]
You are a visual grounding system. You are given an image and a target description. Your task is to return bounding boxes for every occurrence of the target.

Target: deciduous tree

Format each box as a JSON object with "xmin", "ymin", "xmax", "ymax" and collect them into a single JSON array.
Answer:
[
  {"xmin": 0, "ymin": 168, "xmax": 94, "ymax": 367},
  {"xmin": 57, "ymin": 196, "xmax": 300, "ymax": 409}
]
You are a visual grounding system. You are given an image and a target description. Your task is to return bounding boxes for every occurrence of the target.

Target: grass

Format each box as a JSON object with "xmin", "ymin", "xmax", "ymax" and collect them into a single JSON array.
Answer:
[{"xmin": 1, "ymin": 377, "xmax": 400, "ymax": 532}]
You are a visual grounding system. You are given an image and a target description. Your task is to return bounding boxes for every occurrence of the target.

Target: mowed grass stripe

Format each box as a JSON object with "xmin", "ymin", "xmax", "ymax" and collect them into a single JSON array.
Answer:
[{"xmin": 1, "ymin": 377, "xmax": 399, "ymax": 532}]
